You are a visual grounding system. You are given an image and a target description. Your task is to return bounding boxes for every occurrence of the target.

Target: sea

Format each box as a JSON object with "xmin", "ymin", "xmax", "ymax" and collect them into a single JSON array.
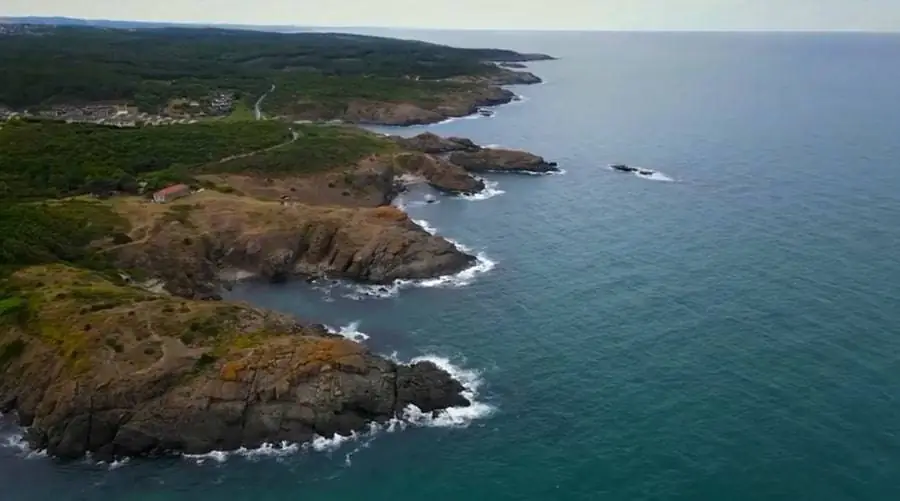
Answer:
[{"xmin": 3, "ymin": 31, "xmax": 900, "ymax": 501}]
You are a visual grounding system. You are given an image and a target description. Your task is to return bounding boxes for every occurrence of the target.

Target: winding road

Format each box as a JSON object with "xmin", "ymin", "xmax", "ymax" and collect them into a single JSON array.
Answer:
[{"xmin": 254, "ymin": 84, "xmax": 276, "ymax": 120}]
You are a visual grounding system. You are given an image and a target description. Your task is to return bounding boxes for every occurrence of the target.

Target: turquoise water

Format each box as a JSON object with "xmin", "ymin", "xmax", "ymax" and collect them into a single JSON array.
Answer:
[{"xmin": 4, "ymin": 31, "xmax": 900, "ymax": 500}]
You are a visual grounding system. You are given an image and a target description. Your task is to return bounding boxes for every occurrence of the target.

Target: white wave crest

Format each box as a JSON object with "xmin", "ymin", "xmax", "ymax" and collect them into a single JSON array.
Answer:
[
  {"xmin": 184, "ymin": 441, "xmax": 302, "ymax": 464},
  {"xmin": 1, "ymin": 431, "xmax": 47, "ymax": 459},
  {"xmin": 108, "ymin": 458, "xmax": 131, "ymax": 470},
  {"xmin": 460, "ymin": 179, "xmax": 505, "ymax": 201},
  {"xmin": 344, "ymin": 249, "xmax": 496, "ymax": 300},
  {"xmin": 609, "ymin": 165, "xmax": 675, "ymax": 182},
  {"xmin": 325, "ymin": 321, "xmax": 371, "ymax": 342},
  {"xmin": 635, "ymin": 170, "xmax": 674, "ymax": 182},
  {"xmin": 412, "ymin": 218, "xmax": 438, "ymax": 235},
  {"xmin": 402, "ymin": 355, "xmax": 495, "ymax": 427}
]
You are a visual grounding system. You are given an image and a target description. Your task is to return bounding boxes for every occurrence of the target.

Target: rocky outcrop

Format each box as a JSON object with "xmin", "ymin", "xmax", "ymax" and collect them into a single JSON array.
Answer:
[
  {"xmin": 0, "ymin": 266, "xmax": 469, "ymax": 460},
  {"xmin": 393, "ymin": 133, "xmax": 480, "ymax": 154},
  {"xmin": 393, "ymin": 152, "xmax": 484, "ymax": 195},
  {"xmin": 449, "ymin": 148, "xmax": 560, "ymax": 174},
  {"xmin": 112, "ymin": 193, "xmax": 474, "ymax": 298}
]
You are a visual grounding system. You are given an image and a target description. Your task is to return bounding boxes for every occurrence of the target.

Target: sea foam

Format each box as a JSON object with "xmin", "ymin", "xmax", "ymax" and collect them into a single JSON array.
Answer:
[
  {"xmin": 342, "ymin": 235, "xmax": 496, "ymax": 300},
  {"xmin": 460, "ymin": 178, "xmax": 505, "ymax": 201},
  {"xmin": 325, "ymin": 321, "xmax": 371, "ymax": 342},
  {"xmin": 636, "ymin": 170, "xmax": 675, "ymax": 182},
  {"xmin": 1, "ymin": 430, "xmax": 47, "ymax": 459}
]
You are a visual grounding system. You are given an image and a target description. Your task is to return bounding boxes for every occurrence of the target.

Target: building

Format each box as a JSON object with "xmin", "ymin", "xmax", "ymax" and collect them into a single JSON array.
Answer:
[{"xmin": 152, "ymin": 184, "xmax": 191, "ymax": 203}]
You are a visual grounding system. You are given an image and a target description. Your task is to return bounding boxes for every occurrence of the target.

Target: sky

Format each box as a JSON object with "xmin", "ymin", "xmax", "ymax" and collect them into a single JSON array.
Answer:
[{"xmin": 2, "ymin": 0, "xmax": 900, "ymax": 31}]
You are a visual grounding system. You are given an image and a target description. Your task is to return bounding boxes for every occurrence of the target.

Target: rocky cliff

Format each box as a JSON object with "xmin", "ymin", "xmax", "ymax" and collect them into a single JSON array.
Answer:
[
  {"xmin": 0, "ymin": 266, "xmax": 468, "ymax": 460},
  {"xmin": 110, "ymin": 193, "xmax": 474, "ymax": 298}
]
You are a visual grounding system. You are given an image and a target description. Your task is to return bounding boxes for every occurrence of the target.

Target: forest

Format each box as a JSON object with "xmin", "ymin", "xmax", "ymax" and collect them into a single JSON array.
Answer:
[
  {"xmin": 0, "ymin": 120, "xmax": 292, "ymax": 199},
  {"xmin": 0, "ymin": 25, "xmax": 541, "ymax": 112}
]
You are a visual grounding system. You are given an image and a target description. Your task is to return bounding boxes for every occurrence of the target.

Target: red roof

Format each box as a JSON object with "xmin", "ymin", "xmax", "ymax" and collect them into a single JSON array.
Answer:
[{"xmin": 155, "ymin": 184, "xmax": 190, "ymax": 196}]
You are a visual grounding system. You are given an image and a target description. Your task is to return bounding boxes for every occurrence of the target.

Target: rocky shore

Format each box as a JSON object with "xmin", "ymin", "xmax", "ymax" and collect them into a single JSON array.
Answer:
[{"xmin": 0, "ymin": 266, "xmax": 469, "ymax": 460}]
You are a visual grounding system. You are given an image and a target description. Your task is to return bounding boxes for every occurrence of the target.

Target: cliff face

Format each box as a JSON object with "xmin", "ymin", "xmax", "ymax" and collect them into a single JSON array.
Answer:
[
  {"xmin": 0, "ymin": 266, "xmax": 468, "ymax": 460},
  {"xmin": 110, "ymin": 193, "xmax": 474, "ymax": 298}
]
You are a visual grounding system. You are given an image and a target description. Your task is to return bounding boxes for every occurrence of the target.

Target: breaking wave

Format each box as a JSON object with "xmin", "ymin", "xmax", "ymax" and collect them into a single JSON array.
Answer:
[
  {"xmin": 0, "ymin": 427, "xmax": 47, "ymax": 460},
  {"xmin": 343, "ymin": 252, "xmax": 496, "ymax": 300},
  {"xmin": 412, "ymin": 218, "xmax": 438, "ymax": 235},
  {"xmin": 460, "ymin": 178, "xmax": 505, "ymax": 201},
  {"xmin": 325, "ymin": 321, "xmax": 371, "ymax": 342},
  {"xmin": 343, "ymin": 231, "xmax": 496, "ymax": 300},
  {"xmin": 401, "ymin": 354, "xmax": 495, "ymax": 427},
  {"xmin": 182, "ymin": 355, "xmax": 492, "ymax": 465},
  {"xmin": 608, "ymin": 165, "xmax": 675, "ymax": 182},
  {"xmin": 636, "ymin": 170, "xmax": 675, "ymax": 182}
]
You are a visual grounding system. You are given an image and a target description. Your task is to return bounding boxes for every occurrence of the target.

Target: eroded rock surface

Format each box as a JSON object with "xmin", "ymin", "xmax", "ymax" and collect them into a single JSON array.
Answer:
[{"xmin": 0, "ymin": 266, "xmax": 469, "ymax": 460}]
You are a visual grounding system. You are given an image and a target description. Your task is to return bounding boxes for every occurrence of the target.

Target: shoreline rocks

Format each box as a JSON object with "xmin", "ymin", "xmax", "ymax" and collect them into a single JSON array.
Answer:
[
  {"xmin": 0, "ymin": 266, "xmax": 470, "ymax": 460},
  {"xmin": 449, "ymin": 149, "xmax": 560, "ymax": 174}
]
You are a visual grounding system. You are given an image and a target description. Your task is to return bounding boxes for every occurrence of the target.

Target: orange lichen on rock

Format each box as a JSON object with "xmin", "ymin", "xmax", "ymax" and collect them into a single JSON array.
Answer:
[
  {"xmin": 220, "ymin": 361, "xmax": 246, "ymax": 381},
  {"xmin": 291, "ymin": 337, "xmax": 368, "ymax": 376}
]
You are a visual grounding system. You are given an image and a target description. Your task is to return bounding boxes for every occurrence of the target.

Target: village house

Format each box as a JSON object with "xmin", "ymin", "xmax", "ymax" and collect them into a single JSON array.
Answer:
[{"xmin": 152, "ymin": 184, "xmax": 191, "ymax": 203}]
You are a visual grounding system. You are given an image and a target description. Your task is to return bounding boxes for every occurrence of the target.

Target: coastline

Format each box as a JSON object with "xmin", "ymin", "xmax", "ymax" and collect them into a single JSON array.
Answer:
[{"xmin": 0, "ymin": 45, "xmax": 556, "ymax": 462}]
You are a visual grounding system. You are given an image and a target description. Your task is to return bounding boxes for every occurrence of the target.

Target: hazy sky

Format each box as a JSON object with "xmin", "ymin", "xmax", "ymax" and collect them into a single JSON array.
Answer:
[{"xmin": 3, "ymin": 0, "xmax": 900, "ymax": 31}]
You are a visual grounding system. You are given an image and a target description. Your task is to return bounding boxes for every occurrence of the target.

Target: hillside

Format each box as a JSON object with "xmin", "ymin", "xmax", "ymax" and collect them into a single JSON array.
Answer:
[{"xmin": 0, "ymin": 25, "xmax": 550, "ymax": 116}]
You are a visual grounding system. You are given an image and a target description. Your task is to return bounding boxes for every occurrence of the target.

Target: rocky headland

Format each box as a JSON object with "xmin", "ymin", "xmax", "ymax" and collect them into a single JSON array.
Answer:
[
  {"xmin": 0, "ymin": 266, "xmax": 468, "ymax": 460},
  {"xmin": 109, "ymin": 193, "xmax": 474, "ymax": 299},
  {"xmin": 280, "ymin": 66, "xmax": 545, "ymax": 126}
]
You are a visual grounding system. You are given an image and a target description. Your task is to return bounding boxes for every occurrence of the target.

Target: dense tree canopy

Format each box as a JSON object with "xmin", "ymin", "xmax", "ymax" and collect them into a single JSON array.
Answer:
[
  {"xmin": 0, "ymin": 26, "xmax": 537, "ymax": 112},
  {"xmin": 0, "ymin": 120, "xmax": 292, "ymax": 199}
]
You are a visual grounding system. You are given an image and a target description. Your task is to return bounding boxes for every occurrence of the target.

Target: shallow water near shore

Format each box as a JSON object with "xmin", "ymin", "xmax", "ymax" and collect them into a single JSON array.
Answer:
[{"xmin": 5, "ymin": 31, "xmax": 900, "ymax": 501}]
